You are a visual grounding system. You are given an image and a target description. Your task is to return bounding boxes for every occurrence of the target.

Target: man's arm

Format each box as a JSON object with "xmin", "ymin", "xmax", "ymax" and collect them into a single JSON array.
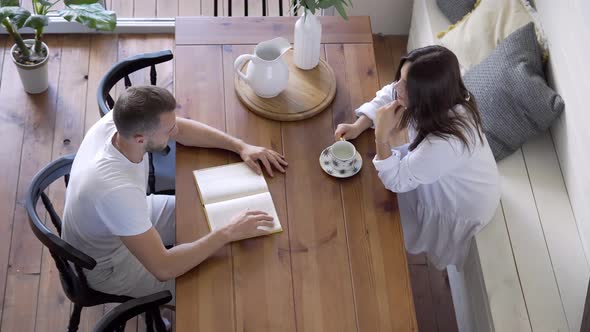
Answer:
[
  {"xmin": 173, "ymin": 117, "xmax": 243, "ymax": 153},
  {"xmin": 173, "ymin": 117, "xmax": 288, "ymax": 176},
  {"xmin": 120, "ymin": 210, "xmax": 274, "ymax": 281}
]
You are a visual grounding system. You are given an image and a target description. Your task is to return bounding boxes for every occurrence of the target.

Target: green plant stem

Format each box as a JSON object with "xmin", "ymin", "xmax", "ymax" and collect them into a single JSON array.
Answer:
[
  {"xmin": 2, "ymin": 18, "xmax": 30, "ymax": 58},
  {"xmin": 34, "ymin": 27, "xmax": 44, "ymax": 54}
]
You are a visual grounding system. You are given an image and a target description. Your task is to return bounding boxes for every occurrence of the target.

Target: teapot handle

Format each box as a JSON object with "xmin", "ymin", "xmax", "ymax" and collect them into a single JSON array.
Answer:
[{"xmin": 234, "ymin": 54, "xmax": 255, "ymax": 83}]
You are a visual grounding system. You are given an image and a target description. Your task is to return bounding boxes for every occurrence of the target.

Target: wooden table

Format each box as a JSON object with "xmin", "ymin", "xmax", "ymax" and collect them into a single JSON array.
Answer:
[{"xmin": 174, "ymin": 16, "xmax": 417, "ymax": 332}]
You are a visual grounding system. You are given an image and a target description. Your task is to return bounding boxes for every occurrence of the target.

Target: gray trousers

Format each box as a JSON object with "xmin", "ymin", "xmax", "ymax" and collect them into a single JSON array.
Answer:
[{"xmin": 88, "ymin": 194, "xmax": 176, "ymax": 304}]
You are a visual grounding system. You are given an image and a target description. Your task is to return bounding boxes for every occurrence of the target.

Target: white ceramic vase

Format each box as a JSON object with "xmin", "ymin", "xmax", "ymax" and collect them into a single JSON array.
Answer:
[
  {"xmin": 294, "ymin": 9, "xmax": 322, "ymax": 70},
  {"xmin": 11, "ymin": 39, "xmax": 49, "ymax": 94}
]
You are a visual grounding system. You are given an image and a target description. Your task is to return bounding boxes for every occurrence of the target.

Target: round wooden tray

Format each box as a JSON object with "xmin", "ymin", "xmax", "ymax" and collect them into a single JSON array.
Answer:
[{"xmin": 234, "ymin": 49, "xmax": 337, "ymax": 122}]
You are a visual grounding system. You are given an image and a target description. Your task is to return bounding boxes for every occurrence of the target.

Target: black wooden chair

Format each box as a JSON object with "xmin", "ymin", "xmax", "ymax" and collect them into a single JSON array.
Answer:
[
  {"xmin": 93, "ymin": 291, "xmax": 172, "ymax": 332},
  {"xmin": 25, "ymin": 154, "xmax": 167, "ymax": 332},
  {"xmin": 97, "ymin": 50, "xmax": 176, "ymax": 195}
]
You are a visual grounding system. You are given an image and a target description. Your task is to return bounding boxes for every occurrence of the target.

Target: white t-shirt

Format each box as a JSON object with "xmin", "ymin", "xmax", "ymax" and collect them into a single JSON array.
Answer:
[{"xmin": 62, "ymin": 111, "xmax": 151, "ymax": 270}]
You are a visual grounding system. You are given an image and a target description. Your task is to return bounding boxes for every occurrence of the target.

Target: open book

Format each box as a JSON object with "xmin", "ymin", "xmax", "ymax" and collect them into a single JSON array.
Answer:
[{"xmin": 193, "ymin": 162, "xmax": 282, "ymax": 235}]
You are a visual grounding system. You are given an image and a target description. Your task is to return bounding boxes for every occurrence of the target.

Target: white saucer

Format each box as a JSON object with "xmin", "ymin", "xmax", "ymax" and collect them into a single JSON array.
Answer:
[{"xmin": 319, "ymin": 146, "xmax": 363, "ymax": 178}]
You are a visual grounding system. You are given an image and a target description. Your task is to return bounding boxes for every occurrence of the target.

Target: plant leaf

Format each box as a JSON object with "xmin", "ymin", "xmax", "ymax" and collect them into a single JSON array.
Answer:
[
  {"xmin": 34, "ymin": 0, "xmax": 53, "ymax": 15},
  {"xmin": 318, "ymin": 0, "xmax": 336, "ymax": 9},
  {"xmin": 24, "ymin": 14, "xmax": 48, "ymax": 30},
  {"xmin": 0, "ymin": 0, "xmax": 19, "ymax": 7},
  {"xmin": 64, "ymin": 0, "xmax": 101, "ymax": 4},
  {"xmin": 302, "ymin": 0, "xmax": 316, "ymax": 13},
  {"xmin": 0, "ymin": 7, "xmax": 31, "ymax": 28},
  {"xmin": 59, "ymin": 3, "xmax": 116, "ymax": 31},
  {"xmin": 334, "ymin": 1, "xmax": 348, "ymax": 20}
]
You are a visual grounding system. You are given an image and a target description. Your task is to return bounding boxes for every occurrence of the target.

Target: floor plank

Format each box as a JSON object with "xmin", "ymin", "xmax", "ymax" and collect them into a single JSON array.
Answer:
[
  {"xmin": 117, "ymin": 35, "xmax": 174, "ymax": 94},
  {"xmin": 428, "ymin": 264, "xmax": 459, "ymax": 332},
  {"xmin": 0, "ymin": 35, "xmax": 62, "ymax": 329},
  {"xmin": 84, "ymin": 35, "xmax": 118, "ymax": 134},
  {"xmin": 37, "ymin": 34, "xmax": 92, "ymax": 332},
  {"xmin": 410, "ymin": 265, "xmax": 437, "ymax": 332},
  {"xmin": 373, "ymin": 34, "xmax": 396, "ymax": 86},
  {"xmin": 2, "ymin": 36, "xmax": 63, "ymax": 330},
  {"xmin": 26, "ymin": 36, "xmax": 72, "ymax": 332},
  {"xmin": 1, "ymin": 274, "xmax": 39, "ymax": 332}
]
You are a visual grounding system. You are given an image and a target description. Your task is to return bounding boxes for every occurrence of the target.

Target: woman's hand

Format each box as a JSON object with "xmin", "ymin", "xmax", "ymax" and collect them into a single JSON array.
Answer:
[
  {"xmin": 334, "ymin": 123, "xmax": 363, "ymax": 141},
  {"xmin": 375, "ymin": 101, "xmax": 405, "ymax": 142},
  {"xmin": 334, "ymin": 115, "xmax": 373, "ymax": 141}
]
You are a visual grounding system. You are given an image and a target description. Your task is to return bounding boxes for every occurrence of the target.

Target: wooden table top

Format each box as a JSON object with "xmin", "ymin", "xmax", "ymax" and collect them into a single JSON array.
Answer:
[{"xmin": 174, "ymin": 16, "xmax": 417, "ymax": 332}]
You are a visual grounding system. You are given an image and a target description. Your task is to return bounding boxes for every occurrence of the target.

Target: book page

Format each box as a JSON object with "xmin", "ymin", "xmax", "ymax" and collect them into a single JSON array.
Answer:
[
  {"xmin": 193, "ymin": 162, "xmax": 268, "ymax": 205},
  {"xmin": 204, "ymin": 192, "xmax": 282, "ymax": 234}
]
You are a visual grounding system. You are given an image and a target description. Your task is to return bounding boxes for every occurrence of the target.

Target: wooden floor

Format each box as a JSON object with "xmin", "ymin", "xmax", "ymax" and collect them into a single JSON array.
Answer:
[{"xmin": 0, "ymin": 33, "xmax": 457, "ymax": 331}]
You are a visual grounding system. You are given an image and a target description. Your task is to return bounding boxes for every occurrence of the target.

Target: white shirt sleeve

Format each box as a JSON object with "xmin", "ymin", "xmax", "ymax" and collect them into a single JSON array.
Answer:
[
  {"xmin": 354, "ymin": 83, "xmax": 395, "ymax": 128},
  {"xmin": 372, "ymin": 136, "xmax": 467, "ymax": 193},
  {"xmin": 96, "ymin": 186, "xmax": 152, "ymax": 236}
]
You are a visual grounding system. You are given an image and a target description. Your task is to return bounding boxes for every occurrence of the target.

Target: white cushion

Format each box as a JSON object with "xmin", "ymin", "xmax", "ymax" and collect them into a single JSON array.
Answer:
[
  {"xmin": 438, "ymin": 0, "xmax": 532, "ymax": 69},
  {"xmin": 407, "ymin": 0, "xmax": 451, "ymax": 51}
]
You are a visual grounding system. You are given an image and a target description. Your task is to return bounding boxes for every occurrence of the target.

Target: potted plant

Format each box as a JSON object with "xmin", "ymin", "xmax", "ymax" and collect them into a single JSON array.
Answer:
[
  {"xmin": 291, "ymin": 0, "xmax": 352, "ymax": 70},
  {"xmin": 0, "ymin": 0, "xmax": 116, "ymax": 94}
]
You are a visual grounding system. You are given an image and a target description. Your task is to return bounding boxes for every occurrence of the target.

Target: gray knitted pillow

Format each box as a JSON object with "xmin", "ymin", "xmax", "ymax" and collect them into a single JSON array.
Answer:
[
  {"xmin": 436, "ymin": 0, "xmax": 476, "ymax": 23},
  {"xmin": 463, "ymin": 23, "xmax": 564, "ymax": 160}
]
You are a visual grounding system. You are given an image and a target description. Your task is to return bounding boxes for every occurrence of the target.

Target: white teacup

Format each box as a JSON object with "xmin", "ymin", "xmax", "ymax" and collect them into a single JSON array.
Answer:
[{"xmin": 329, "ymin": 140, "xmax": 357, "ymax": 170}]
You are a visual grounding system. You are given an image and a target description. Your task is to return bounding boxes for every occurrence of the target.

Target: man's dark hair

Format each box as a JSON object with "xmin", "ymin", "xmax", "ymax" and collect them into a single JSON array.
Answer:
[{"xmin": 113, "ymin": 86, "xmax": 177, "ymax": 138}]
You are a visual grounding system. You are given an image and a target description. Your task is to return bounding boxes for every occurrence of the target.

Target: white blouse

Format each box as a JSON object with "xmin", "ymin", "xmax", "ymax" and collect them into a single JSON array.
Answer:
[{"xmin": 356, "ymin": 83, "xmax": 501, "ymax": 270}]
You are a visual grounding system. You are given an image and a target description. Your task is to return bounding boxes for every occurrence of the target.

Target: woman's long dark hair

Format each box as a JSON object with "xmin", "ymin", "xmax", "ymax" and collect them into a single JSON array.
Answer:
[{"xmin": 396, "ymin": 45, "xmax": 484, "ymax": 152}]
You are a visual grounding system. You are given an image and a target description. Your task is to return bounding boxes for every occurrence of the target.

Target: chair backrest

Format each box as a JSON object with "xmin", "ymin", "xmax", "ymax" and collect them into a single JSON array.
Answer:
[
  {"xmin": 25, "ymin": 154, "xmax": 129, "ymax": 306},
  {"xmin": 93, "ymin": 291, "xmax": 172, "ymax": 332},
  {"xmin": 96, "ymin": 50, "xmax": 175, "ymax": 195},
  {"xmin": 97, "ymin": 50, "xmax": 174, "ymax": 118}
]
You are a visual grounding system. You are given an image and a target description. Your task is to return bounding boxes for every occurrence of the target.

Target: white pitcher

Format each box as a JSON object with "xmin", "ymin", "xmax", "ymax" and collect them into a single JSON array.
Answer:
[{"xmin": 234, "ymin": 37, "xmax": 292, "ymax": 98}]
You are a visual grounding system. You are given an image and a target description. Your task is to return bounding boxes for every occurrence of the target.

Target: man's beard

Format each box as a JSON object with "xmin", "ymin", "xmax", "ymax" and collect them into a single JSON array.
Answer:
[{"xmin": 145, "ymin": 139, "xmax": 168, "ymax": 153}]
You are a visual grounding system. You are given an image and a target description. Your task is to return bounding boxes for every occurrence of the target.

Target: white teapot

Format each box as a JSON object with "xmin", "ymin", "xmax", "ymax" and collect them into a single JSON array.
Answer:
[{"xmin": 233, "ymin": 37, "xmax": 292, "ymax": 98}]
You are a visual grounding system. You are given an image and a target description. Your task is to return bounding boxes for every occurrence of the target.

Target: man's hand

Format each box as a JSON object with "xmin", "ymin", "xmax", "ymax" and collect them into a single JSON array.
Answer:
[
  {"xmin": 239, "ymin": 143, "xmax": 288, "ymax": 177},
  {"xmin": 221, "ymin": 210, "xmax": 275, "ymax": 242}
]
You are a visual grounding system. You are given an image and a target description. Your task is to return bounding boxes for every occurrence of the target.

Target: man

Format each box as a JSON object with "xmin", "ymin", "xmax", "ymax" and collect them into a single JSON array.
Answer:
[{"xmin": 62, "ymin": 86, "xmax": 287, "ymax": 302}]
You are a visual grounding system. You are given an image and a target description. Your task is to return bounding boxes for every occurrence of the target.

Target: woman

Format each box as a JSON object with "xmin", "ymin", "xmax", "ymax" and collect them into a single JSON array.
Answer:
[{"xmin": 335, "ymin": 45, "xmax": 500, "ymax": 270}]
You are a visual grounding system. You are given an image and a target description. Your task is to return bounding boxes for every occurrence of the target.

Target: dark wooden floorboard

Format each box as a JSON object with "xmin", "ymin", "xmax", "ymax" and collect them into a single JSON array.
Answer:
[{"xmin": 0, "ymin": 33, "xmax": 457, "ymax": 332}]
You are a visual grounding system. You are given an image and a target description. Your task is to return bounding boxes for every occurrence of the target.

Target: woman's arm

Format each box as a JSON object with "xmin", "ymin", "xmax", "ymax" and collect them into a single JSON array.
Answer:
[
  {"xmin": 373, "ymin": 136, "xmax": 467, "ymax": 193},
  {"xmin": 354, "ymin": 83, "xmax": 395, "ymax": 125},
  {"xmin": 334, "ymin": 83, "xmax": 396, "ymax": 140}
]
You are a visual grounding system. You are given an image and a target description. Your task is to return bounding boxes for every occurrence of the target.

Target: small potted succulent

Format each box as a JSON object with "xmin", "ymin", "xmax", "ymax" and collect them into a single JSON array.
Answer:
[
  {"xmin": 0, "ymin": 0, "xmax": 116, "ymax": 94},
  {"xmin": 292, "ymin": 0, "xmax": 352, "ymax": 70}
]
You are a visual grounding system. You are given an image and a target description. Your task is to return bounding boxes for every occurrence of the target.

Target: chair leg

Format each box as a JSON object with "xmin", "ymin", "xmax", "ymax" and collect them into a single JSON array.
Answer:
[
  {"xmin": 68, "ymin": 304, "xmax": 83, "ymax": 332},
  {"xmin": 145, "ymin": 310, "xmax": 154, "ymax": 332}
]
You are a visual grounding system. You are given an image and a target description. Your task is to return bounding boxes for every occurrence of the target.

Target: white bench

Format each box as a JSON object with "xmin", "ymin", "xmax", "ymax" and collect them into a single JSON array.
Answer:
[{"xmin": 408, "ymin": 1, "xmax": 590, "ymax": 331}]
